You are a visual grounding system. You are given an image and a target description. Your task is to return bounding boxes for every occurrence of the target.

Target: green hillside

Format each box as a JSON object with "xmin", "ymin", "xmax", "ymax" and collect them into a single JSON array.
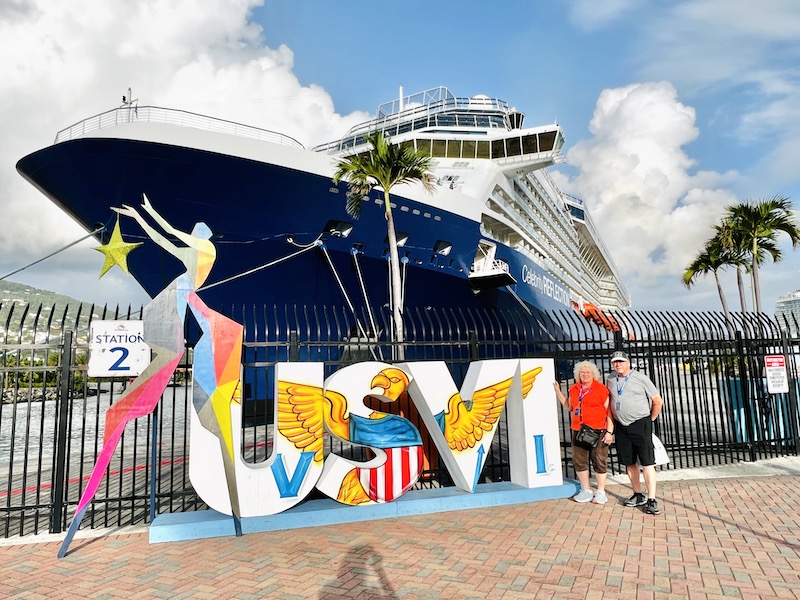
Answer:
[{"xmin": 0, "ymin": 281, "xmax": 99, "ymax": 340}]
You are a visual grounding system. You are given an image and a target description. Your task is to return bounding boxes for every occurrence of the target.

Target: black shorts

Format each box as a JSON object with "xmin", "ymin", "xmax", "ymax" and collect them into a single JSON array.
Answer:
[{"xmin": 614, "ymin": 416, "xmax": 655, "ymax": 467}]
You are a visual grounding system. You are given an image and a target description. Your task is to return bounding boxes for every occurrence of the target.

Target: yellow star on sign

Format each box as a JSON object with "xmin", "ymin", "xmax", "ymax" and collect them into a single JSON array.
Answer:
[{"xmin": 94, "ymin": 217, "xmax": 142, "ymax": 277}]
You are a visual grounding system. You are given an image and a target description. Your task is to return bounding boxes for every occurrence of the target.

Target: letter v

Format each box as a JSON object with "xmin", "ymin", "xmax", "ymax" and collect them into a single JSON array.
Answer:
[{"xmin": 270, "ymin": 452, "xmax": 316, "ymax": 497}]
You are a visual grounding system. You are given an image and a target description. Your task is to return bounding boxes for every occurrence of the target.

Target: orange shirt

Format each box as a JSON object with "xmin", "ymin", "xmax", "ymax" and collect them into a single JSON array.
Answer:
[{"xmin": 568, "ymin": 380, "xmax": 610, "ymax": 431}]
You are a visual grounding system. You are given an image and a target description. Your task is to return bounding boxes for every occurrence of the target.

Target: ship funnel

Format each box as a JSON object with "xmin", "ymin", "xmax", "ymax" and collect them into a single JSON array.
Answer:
[{"xmin": 507, "ymin": 110, "xmax": 524, "ymax": 129}]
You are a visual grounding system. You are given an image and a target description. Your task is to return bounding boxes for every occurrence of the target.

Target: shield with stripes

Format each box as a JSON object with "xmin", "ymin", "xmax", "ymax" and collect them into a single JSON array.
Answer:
[{"xmin": 358, "ymin": 445, "xmax": 424, "ymax": 503}]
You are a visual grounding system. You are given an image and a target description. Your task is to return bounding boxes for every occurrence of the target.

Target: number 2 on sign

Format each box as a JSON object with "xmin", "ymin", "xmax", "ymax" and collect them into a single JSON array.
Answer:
[{"xmin": 108, "ymin": 347, "xmax": 131, "ymax": 371}]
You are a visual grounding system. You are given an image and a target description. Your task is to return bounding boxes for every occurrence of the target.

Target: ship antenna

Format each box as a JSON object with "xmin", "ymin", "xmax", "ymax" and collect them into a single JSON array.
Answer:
[{"xmin": 121, "ymin": 87, "xmax": 139, "ymax": 121}]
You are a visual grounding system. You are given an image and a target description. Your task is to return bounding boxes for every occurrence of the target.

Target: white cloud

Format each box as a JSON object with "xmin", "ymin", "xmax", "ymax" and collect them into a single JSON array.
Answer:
[
  {"xmin": 0, "ymin": 0, "xmax": 366, "ymax": 305},
  {"xmin": 564, "ymin": 82, "xmax": 740, "ymax": 306}
]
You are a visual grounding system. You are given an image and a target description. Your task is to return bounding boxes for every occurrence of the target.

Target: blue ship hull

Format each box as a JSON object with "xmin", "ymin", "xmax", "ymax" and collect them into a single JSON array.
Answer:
[{"xmin": 17, "ymin": 137, "xmax": 571, "ymax": 317}]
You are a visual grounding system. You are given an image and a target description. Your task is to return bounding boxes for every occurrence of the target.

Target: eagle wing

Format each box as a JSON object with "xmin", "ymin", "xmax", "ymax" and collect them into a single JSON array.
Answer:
[
  {"xmin": 337, "ymin": 469, "xmax": 372, "ymax": 505},
  {"xmin": 444, "ymin": 367, "xmax": 543, "ymax": 452},
  {"xmin": 278, "ymin": 381, "xmax": 349, "ymax": 463}
]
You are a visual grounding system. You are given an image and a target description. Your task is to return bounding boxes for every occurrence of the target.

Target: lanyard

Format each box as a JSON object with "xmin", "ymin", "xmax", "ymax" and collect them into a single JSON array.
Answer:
[
  {"xmin": 615, "ymin": 374, "xmax": 630, "ymax": 411},
  {"xmin": 615, "ymin": 374, "xmax": 630, "ymax": 396},
  {"xmin": 576, "ymin": 385, "xmax": 590, "ymax": 419}
]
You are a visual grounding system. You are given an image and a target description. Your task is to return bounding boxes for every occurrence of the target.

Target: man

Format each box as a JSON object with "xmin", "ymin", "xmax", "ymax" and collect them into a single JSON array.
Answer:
[{"xmin": 607, "ymin": 350, "xmax": 664, "ymax": 515}]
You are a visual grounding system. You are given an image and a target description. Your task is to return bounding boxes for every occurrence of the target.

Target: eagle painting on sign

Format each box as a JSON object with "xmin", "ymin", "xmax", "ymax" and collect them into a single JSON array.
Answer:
[{"xmin": 61, "ymin": 195, "xmax": 563, "ymax": 556}]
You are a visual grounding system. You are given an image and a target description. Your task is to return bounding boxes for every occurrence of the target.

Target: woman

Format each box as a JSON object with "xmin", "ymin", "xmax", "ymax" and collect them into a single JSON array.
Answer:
[{"xmin": 553, "ymin": 361, "xmax": 614, "ymax": 504}]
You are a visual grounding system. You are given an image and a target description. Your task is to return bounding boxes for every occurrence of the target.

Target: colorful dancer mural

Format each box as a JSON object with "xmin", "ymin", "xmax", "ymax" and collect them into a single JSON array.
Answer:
[{"xmin": 59, "ymin": 195, "xmax": 243, "ymax": 557}]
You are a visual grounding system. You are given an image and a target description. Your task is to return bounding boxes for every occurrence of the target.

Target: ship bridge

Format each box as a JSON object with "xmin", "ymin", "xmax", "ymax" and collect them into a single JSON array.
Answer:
[{"xmin": 314, "ymin": 87, "xmax": 565, "ymax": 175}]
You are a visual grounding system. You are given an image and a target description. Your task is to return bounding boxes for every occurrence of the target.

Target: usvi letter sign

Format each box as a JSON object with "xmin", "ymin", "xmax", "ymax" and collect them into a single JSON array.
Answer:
[{"xmin": 189, "ymin": 358, "xmax": 562, "ymax": 518}]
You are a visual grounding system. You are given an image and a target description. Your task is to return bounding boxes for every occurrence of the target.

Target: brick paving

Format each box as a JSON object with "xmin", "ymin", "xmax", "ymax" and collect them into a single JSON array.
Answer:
[{"xmin": 2, "ymin": 475, "xmax": 800, "ymax": 599}]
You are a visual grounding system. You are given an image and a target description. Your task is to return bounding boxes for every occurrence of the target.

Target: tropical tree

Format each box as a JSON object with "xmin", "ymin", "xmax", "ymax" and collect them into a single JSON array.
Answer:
[
  {"xmin": 332, "ymin": 132, "xmax": 435, "ymax": 353},
  {"xmin": 712, "ymin": 219, "xmax": 750, "ymax": 312},
  {"xmin": 682, "ymin": 236, "xmax": 735, "ymax": 334},
  {"xmin": 724, "ymin": 195, "xmax": 800, "ymax": 313}
]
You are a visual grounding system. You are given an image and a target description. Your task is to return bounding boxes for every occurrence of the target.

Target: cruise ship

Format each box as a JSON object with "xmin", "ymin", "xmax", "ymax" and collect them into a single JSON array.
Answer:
[{"xmin": 16, "ymin": 86, "xmax": 628, "ymax": 321}]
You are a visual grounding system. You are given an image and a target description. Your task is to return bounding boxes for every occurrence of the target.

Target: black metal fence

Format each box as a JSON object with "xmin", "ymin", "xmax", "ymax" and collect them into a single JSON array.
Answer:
[{"xmin": 1, "ymin": 301, "xmax": 798, "ymax": 538}]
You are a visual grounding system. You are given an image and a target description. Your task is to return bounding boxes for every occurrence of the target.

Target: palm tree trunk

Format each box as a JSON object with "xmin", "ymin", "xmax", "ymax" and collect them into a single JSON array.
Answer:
[
  {"xmin": 714, "ymin": 272, "xmax": 735, "ymax": 336},
  {"xmin": 736, "ymin": 267, "xmax": 748, "ymax": 312},
  {"xmin": 751, "ymin": 240, "xmax": 762, "ymax": 313},
  {"xmin": 384, "ymin": 190, "xmax": 405, "ymax": 358}
]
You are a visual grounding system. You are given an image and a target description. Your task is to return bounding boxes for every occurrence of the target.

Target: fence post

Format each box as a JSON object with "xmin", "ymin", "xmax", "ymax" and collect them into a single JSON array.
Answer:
[
  {"xmin": 781, "ymin": 331, "xmax": 800, "ymax": 455},
  {"xmin": 735, "ymin": 331, "xmax": 757, "ymax": 461},
  {"xmin": 51, "ymin": 330, "xmax": 73, "ymax": 534},
  {"xmin": 468, "ymin": 331, "xmax": 478, "ymax": 361},
  {"xmin": 613, "ymin": 329, "xmax": 623, "ymax": 351},
  {"xmin": 289, "ymin": 330, "xmax": 299, "ymax": 362}
]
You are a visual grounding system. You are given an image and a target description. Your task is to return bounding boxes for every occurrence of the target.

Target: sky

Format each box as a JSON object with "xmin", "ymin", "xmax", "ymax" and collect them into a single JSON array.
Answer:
[{"xmin": 2, "ymin": 0, "xmax": 800, "ymax": 313}]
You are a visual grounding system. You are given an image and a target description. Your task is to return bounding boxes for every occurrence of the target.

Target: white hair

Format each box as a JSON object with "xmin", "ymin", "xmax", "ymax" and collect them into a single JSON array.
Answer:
[{"xmin": 573, "ymin": 360, "xmax": 602, "ymax": 382}]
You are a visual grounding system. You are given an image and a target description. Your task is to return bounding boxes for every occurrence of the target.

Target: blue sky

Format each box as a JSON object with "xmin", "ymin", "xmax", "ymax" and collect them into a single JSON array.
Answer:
[{"xmin": 1, "ymin": 0, "xmax": 799, "ymax": 312}]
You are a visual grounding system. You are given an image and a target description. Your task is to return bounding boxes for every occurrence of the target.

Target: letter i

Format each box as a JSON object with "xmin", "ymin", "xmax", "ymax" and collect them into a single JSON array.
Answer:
[{"xmin": 533, "ymin": 434, "xmax": 547, "ymax": 474}]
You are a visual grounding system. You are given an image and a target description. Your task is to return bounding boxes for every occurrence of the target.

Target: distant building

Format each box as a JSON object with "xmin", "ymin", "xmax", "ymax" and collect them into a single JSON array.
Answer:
[{"xmin": 775, "ymin": 290, "xmax": 800, "ymax": 337}]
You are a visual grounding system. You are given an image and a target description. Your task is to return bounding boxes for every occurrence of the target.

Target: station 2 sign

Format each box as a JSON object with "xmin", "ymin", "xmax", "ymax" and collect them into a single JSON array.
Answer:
[{"xmin": 88, "ymin": 320, "xmax": 150, "ymax": 377}]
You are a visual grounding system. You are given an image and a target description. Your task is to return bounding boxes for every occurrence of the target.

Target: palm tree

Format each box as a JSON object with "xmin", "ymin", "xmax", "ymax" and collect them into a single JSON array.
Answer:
[
  {"xmin": 332, "ymin": 132, "xmax": 435, "ymax": 353},
  {"xmin": 682, "ymin": 237, "xmax": 735, "ymax": 334},
  {"xmin": 712, "ymin": 219, "xmax": 750, "ymax": 312},
  {"xmin": 725, "ymin": 195, "xmax": 800, "ymax": 313}
]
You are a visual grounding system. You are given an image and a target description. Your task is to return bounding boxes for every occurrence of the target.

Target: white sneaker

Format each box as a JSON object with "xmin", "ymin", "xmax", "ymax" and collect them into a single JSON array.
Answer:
[
  {"xmin": 573, "ymin": 489, "xmax": 594, "ymax": 503},
  {"xmin": 593, "ymin": 490, "xmax": 608, "ymax": 504}
]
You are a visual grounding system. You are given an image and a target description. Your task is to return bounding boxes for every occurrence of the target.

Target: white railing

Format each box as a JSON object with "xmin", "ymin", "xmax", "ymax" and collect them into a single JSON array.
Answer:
[{"xmin": 54, "ymin": 106, "xmax": 305, "ymax": 149}]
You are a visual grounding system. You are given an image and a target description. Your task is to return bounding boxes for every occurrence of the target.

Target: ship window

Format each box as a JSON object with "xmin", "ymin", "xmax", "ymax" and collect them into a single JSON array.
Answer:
[
  {"xmin": 434, "ymin": 240, "xmax": 452, "ymax": 256},
  {"xmin": 476, "ymin": 116, "xmax": 490, "ymax": 128},
  {"xmin": 323, "ymin": 220, "xmax": 354, "ymax": 238},
  {"xmin": 522, "ymin": 134, "xmax": 538, "ymax": 154},
  {"xmin": 398, "ymin": 121, "xmax": 413, "ymax": 134},
  {"xmin": 412, "ymin": 209, "xmax": 421, "ymax": 215},
  {"xmin": 506, "ymin": 136, "xmax": 522, "ymax": 157},
  {"xmin": 432, "ymin": 139, "xmax": 446, "ymax": 157},
  {"xmin": 423, "ymin": 212, "xmax": 431, "ymax": 218},
  {"xmin": 462, "ymin": 140, "xmax": 476, "ymax": 159},
  {"xmin": 539, "ymin": 131, "xmax": 556, "ymax": 151},
  {"xmin": 384, "ymin": 232, "xmax": 408, "ymax": 247},
  {"xmin": 415, "ymin": 139, "xmax": 432, "ymax": 156},
  {"xmin": 491, "ymin": 139, "xmax": 505, "ymax": 159},
  {"xmin": 476, "ymin": 141, "xmax": 490, "ymax": 159},
  {"xmin": 446, "ymin": 140, "xmax": 461, "ymax": 158},
  {"xmin": 437, "ymin": 115, "xmax": 456, "ymax": 127},
  {"xmin": 434, "ymin": 215, "xmax": 441, "ymax": 221},
  {"xmin": 457, "ymin": 114, "xmax": 476, "ymax": 127},
  {"xmin": 400, "ymin": 205, "xmax": 409, "ymax": 212}
]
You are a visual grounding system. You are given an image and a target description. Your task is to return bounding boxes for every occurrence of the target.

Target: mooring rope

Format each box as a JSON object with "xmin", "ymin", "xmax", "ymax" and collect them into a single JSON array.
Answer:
[
  {"xmin": 0, "ymin": 226, "xmax": 106, "ymax": 282},
  {"xmin": 319, "ymin": 245, "xmax": 377, "ymax": 361},
  {"xmin": 351, "ymin": 249, "xmax": 382, "ymax": 360},
  {"xmin": 197, "ymin": 238, "xmax": 322, "ymax": 292}
]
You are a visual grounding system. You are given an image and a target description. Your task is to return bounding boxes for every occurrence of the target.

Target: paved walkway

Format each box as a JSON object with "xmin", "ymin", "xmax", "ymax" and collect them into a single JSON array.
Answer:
[{"xmin": 2, "ymin": 460, "xmax": 800, "ymax": 599}]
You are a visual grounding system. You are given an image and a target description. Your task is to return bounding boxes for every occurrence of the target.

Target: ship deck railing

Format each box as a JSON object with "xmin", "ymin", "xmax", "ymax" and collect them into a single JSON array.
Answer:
[
  {"xmin": 313, "ymin": 92, "xmax": 512, "ymax": 154},
  {"xmin": 53, "ymin": 105, "xmax": 305, "ymax": 149}
]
